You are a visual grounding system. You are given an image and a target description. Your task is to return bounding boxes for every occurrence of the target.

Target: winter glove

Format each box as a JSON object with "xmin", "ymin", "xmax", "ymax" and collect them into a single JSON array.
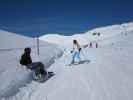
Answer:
[
  {"xmin": 79, "ymin": 48, "xmax": 82, "ymax": 52},
  {"xmin": 71, "ymin": 50, "xmax": 74, "ymax": 53}
]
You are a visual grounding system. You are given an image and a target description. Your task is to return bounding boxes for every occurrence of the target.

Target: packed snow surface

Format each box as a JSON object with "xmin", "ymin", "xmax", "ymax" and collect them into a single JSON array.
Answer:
[
  {"xmin": 0, "ymin": 30, "xmax": 63, "ymax": 99},
  {"xmin": 1, "ymin": 22, "xmax": 133, "ymax": 100}
]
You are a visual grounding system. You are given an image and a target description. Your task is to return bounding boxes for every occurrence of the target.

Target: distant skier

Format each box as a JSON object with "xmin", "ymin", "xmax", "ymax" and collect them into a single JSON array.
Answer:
[
  {"xmin": 71, "ymin": 40, "xmax": 81, "ymax": 64},
  {"xmin": 20, "ymin": 47, "xmax": 53, "ymax": 80},
  {"xmin": 89, "ymin": 42, "xmax": 92, "ymax": 48},
  {"xmin": 98, "ymin": 32, "xmax": 100, "ymax": 36},
  {"xmin": 96, "ymin": 42, "xmax": 98, "ymax": 48}
]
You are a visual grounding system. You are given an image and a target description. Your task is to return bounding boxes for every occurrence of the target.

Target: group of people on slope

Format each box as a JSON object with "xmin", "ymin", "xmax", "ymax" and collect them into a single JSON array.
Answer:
[{"xmin": 19, "ymin": 39, "xmax": 95, "ymax": 78}]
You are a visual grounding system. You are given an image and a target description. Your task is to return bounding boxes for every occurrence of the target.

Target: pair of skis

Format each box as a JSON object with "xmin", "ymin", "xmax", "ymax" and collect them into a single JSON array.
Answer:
[{"xmin": 67, "ymin": 60, "xmax": 90, "ymax": 66}]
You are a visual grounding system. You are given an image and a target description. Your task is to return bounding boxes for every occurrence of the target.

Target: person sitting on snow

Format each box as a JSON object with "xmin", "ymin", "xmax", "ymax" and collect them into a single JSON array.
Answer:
[{"xmin": 20, "ymin": 47, "xmax": 47, "ymax": 78}]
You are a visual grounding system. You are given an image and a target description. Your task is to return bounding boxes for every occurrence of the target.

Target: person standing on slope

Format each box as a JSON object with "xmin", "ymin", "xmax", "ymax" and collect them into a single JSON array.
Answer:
[{"xmin": 71, "ymin": 40, "xmax": 81, "ymax": 64}]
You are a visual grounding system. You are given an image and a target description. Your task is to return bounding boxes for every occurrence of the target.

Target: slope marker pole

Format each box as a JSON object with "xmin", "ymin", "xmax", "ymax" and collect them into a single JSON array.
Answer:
[{"xmin": 37, "ymin": 37, "xmax": 40, "ymax": 56}]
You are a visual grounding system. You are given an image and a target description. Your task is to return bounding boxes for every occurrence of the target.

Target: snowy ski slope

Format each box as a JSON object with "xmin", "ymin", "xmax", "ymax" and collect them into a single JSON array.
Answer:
[{"xmin": 1, "ymin": 22, "xmax": 133, "ymax": 100}]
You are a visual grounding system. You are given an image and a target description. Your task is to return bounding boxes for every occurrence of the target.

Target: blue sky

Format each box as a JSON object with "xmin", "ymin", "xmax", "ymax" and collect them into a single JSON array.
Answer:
[{"xmin": 0, "ymin": 0, "xmax": 133, "ymax": 37}]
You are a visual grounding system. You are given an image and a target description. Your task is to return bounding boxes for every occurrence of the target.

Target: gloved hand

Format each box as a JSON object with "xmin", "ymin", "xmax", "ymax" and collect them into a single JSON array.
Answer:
[
  {"xmin": 71, "ymin": 50, "xmax": 74, "ymax": 53},
  {"xmin": 79, "ymin": 48, "xmax": 82, "ymax": 52}
]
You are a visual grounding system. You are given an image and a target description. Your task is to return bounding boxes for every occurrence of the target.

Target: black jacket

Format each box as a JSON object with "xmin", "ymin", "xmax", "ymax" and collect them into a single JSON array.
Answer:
[{"xmin": 20, "ymin": 53, "xmax": 32, "ymax": 66}]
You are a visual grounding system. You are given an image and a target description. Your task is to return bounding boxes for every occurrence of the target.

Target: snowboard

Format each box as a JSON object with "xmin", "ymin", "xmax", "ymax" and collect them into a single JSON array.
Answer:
[
  {"xmin": 33, "ymin": 72, "xmax": 55, "ymax": 83},
  {"xmin": 67, "ymin": 60, "xmax": 90, "ymax": 66}
]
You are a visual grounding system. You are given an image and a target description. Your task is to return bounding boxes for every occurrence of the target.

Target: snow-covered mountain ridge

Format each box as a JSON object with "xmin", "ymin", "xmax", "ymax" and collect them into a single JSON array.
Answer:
[{"xmin": 40, "ymin": 22, "xmax": 133, "ymax": 46}]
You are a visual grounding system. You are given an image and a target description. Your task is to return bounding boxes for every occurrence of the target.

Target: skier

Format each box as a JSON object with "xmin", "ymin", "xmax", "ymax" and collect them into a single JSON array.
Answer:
[
  {"xmin": 96, "ymin": 42, "xmax": 98, "ymax": 48},
  {"xmin": 71, "ymin": 40, "xmax": 81, "ymax": 64},
  {"xmin": 89, "ymin": 42, "xmax": 92, "ymax": 48},
  {"xmin": 98, "ymin": 32, "xmax": 100, "ymax": 36},
  {"xmin": 20, "ymin": 47, "xmax": 53, "ymax": 80}
]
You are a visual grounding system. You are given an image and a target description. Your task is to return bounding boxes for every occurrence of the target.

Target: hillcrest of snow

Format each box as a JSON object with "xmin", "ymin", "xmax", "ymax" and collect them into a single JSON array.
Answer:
[{"xmin": 40, "ymin": 22, "xmax": 133, "ymax": 46}]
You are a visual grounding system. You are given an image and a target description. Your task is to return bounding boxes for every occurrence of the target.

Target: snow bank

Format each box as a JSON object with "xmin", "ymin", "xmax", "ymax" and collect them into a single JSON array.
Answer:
[
  {"xmin": 0, "ymin": 30, "xmax": 63, "ymax": 99},
  {"xmin": 40, "ymin": 33, "xmax": 89, "ymax": 47}
]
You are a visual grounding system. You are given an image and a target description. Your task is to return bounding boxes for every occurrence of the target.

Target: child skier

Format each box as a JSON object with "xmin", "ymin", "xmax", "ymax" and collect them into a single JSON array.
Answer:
[{"xmin": 71, "ymin": 40, "xmax": 81, "ymax": 64}]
